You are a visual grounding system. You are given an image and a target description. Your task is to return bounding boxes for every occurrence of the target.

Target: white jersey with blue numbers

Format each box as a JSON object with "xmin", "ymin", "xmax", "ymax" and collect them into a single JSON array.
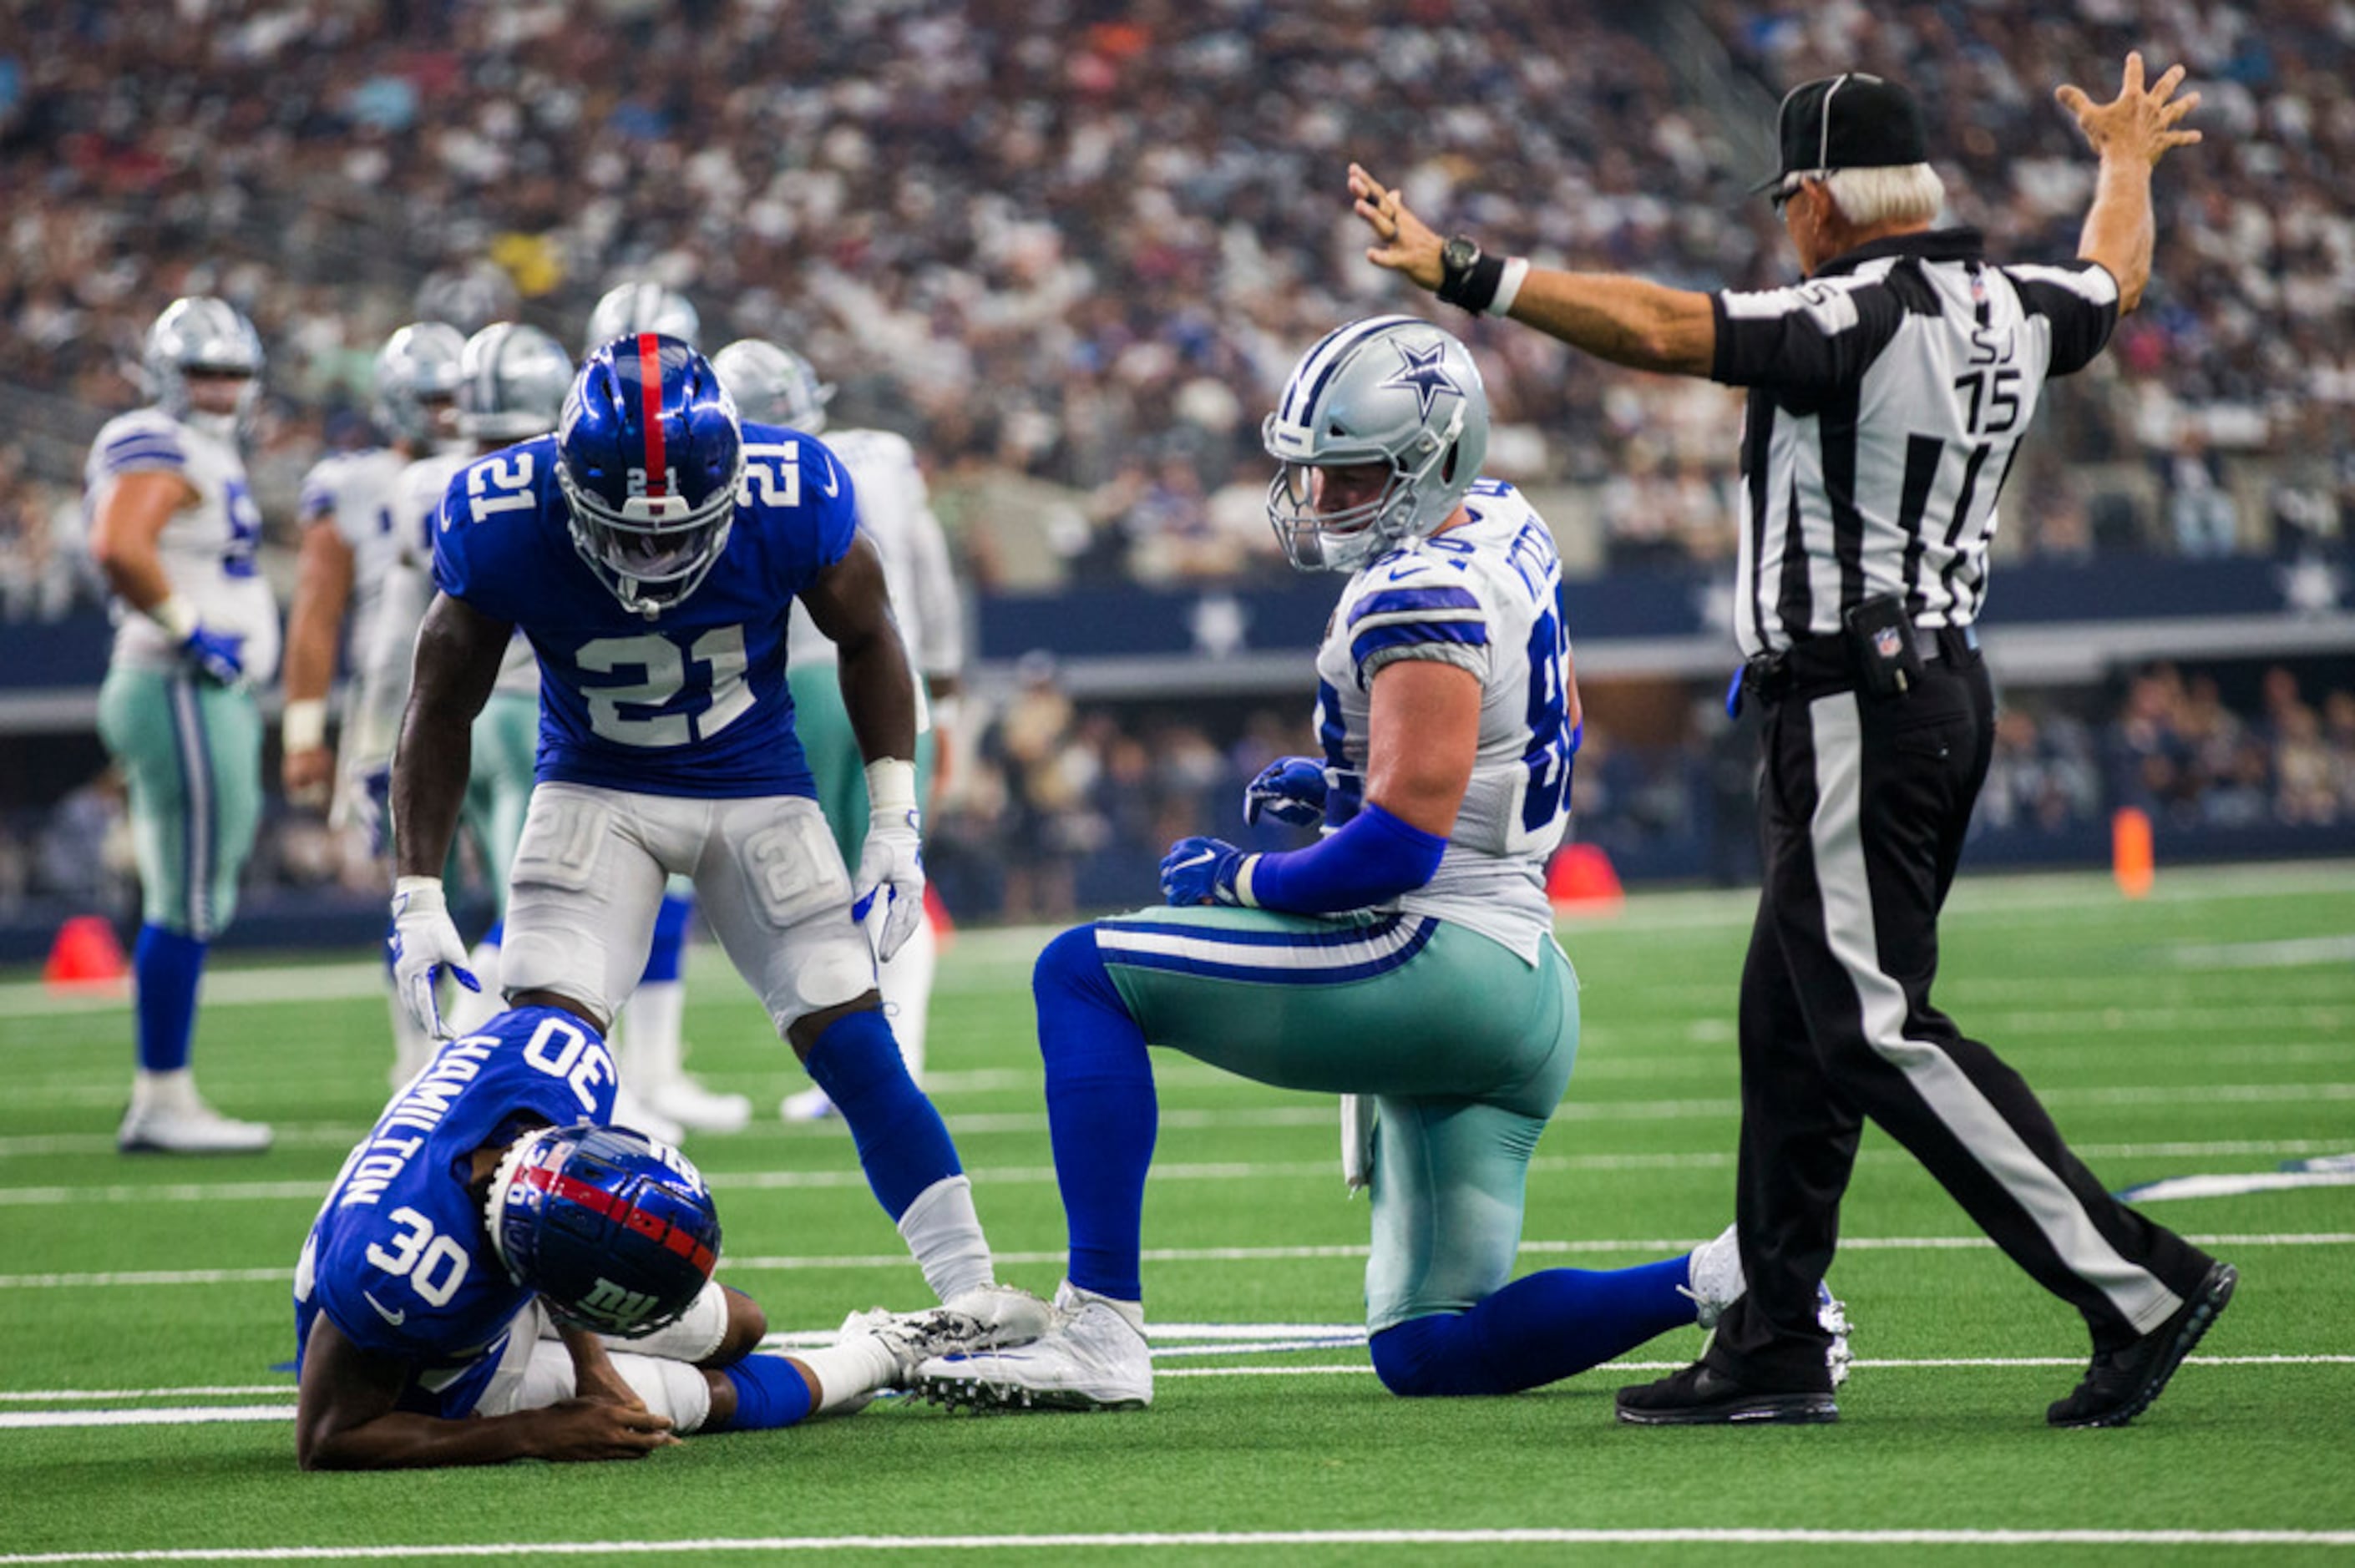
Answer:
[
  {"xmin": 1312, "ymin": 480, "xmax": 1575, "ymax": 964},
  {"xmin": 432, "ymin": 420, "xmax": 856, "ymax": 799},
  {"xmin": 292, "ymin": 1007, "xmax": 619, "ymax": 1418},
  {"xmin": 784, "ymin": 426, "xmax": 963, "ymax": 684},
  {"xmin": 297, "ymin": 446, "xmax": 409, "ymax": 672},
  {"xmin": 85, "ymin": 408, "xmax": 280, "ymax": 681}
]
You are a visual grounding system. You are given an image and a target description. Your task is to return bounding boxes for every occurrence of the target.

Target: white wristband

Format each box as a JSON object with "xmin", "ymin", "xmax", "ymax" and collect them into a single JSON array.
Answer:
[
  {"xmin": 1488, "ymin": 257, "xmax": 1531, "ymax": 318},
  {"xmin": 393, "ymin": 875, "xmax": 446, "ymax": 913},
  {"xmin": 147, "ymin": 594, "xmax": 200, "ymax": 642},
  {"xmin": 282, "ymin": 698, "xmax": 328, "ymax": 754},
  {"xmin": 864, "ymin": 757, "xmax": 918, "ymax": 817},
  {"xmin": 1233, "ymin": 855, "xmax": 1262, "ymax": 908}
]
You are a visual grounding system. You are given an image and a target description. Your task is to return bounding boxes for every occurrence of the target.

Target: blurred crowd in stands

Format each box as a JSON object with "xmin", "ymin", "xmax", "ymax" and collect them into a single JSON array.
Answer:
[
  {"xmin": 2, "ymin": 0, "xmax": 2352, "ymax": 618},
  {"xmin": 6, "ymin": 661, "xmax": 2353, "ymax": 932}
]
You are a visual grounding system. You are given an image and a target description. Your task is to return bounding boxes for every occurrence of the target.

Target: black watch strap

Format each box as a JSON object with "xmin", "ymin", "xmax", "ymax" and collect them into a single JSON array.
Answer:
[{"xmin": 1436, "ymin": 237, "xmax": 1507, "ymax": 315}]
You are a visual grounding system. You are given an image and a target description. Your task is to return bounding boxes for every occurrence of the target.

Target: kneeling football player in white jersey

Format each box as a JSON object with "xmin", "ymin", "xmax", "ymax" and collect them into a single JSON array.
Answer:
[{"xmin": 915, "ymin": 318, "xmax": 1849, "ymax": 1412}]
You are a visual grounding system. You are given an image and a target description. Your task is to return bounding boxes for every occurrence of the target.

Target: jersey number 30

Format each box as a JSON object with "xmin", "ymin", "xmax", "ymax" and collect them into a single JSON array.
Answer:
[{"xmin": 576, "ymin": 627, "xmax": 755, "ymax": 748}]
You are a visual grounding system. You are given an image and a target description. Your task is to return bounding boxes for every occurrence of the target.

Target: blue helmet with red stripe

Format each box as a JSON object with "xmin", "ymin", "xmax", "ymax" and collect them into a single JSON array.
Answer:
[
  {"xmin": 556, "ymin": 333, "xmax": 744, "ymax": 619},
  {"xmin": 484, "ymin": 1121, "xmax": 722, "ymax": 1337}
]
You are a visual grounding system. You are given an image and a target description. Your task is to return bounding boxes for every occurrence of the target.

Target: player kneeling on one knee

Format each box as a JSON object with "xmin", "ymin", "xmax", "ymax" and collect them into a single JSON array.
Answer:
[{"xmin": 291, "ymin": 1002, "xmax": 927, "ymax": 1468}]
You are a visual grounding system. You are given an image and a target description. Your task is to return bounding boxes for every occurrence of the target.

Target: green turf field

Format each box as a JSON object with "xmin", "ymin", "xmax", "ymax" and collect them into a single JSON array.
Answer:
[{"xmin": 3, "ymin": 862, "xmax": 2352, "ymax": 1564}]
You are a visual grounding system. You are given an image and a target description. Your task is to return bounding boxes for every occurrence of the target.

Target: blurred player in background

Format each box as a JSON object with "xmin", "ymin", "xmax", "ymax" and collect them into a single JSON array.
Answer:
[
  {"xmin": 293, "ymin": 1001, "xmax": 956, "ymax": 1469},
  {"xmin": 918, "ymin": 317, "xmax": 1844, "ymax": 1411},
  {"xmin": 86, "ymin": 297, "xmax": 277, "ymax": 1154},
  {"xmin": 281, "ymin": 321, "xmax": 467, "ymax": 1083},
  {"xmin": 713, "ymin": 339, "xmax": 964, "ymax": 1122},
  {"xmin": 387, "ymin": 334, "xmax": 1046, "ymax": 1343},
  {"xmin": 352, "ymin": 321, "xmax": 575, "ymax": 1087}
]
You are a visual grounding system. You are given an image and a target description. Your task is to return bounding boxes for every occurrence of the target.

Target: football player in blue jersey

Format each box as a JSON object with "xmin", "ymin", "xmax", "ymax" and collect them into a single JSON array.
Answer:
[
  {"xmin": 915, "ymin": 317, "xmax": 1846, "ymax": 1413},
  {"xmin": 385, "ymin": 333, "xmax": 1046, "ymax": 1348},
  {"xmin": 294, "ymin": 1001, "xmax": 956, "ymax": 1468}
]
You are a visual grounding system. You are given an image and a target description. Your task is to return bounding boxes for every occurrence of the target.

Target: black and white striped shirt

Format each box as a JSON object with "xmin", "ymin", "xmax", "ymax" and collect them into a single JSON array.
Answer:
[{"xmin": 1710, "ymin": 228, "xmax": 2119, "ymax": 658}]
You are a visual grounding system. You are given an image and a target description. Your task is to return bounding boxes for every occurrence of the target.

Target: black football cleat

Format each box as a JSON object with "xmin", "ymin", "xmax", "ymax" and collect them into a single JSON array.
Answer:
[
  {"xmin": 2047, "ymin": 1261, "xmax": 2236, "ymax": 1429},
  {"xmin": 1615, "ymin": 1361, "xmax": 1838, "ymax": 1426}
]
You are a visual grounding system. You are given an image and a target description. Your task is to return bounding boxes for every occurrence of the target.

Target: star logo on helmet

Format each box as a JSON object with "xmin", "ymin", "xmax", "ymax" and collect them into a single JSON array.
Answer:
[{"xmin": 1380, "ymin": 341, "xmax": 1460, "ymax": 421}]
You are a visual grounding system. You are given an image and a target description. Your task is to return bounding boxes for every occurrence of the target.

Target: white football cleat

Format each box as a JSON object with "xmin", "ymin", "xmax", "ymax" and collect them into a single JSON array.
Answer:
[
  {"xmin": 913, "ymin": 1280, "xmax": 1151, "ymax": 1412},
  {"xmin": 640, "ymin": 1073, "xmax": 752, "ymax": 1135},
  {"xmin": 779, "ymin": 1085, "xmax": 838, "ymax": 1123},
  {"xmin": 1684, "ymin": 1222, "xmax": 1745, "ymax": 1329},
  {"xmin": 118, "ymin": 1080, "xmax": 272, "ymax": 1156},
  {"xmin": 1682, "ymin": 1222, "xmax": 1853, "ymax": 1387}
]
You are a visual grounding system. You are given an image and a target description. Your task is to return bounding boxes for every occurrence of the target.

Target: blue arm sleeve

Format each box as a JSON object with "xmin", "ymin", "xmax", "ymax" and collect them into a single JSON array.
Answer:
[{"xmin": 1238, "ymin": 802, "xmax": 1446, "ymax": 915}]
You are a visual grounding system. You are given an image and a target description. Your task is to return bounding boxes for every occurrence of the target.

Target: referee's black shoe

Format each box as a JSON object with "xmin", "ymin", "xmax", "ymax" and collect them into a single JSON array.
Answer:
[
  {"xmin": 1615, "ymin": 1362, "xmax": 1838, "ymax": 1426},
  {"xmin": 2046, "ymin": 1261, "xmax": 2237, "ymax": 1429}
]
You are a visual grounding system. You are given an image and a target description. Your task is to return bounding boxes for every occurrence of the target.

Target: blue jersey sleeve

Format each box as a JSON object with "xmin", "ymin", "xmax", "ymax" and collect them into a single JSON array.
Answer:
[{"xmin": 431, "ymin": 440, "xmax": 559, "ymax": 625}]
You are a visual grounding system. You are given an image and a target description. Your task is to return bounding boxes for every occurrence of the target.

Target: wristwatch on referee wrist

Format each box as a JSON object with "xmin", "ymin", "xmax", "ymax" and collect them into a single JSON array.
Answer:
[{"xmin": 1436, "ymin": 234, "xmax": 1512, "ymax": 316}]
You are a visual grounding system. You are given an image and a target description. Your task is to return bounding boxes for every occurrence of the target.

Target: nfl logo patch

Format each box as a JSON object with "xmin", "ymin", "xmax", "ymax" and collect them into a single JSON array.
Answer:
[{"xmin": 1874, "ymin": 626, "xmax": 1904, "ymax": 659}]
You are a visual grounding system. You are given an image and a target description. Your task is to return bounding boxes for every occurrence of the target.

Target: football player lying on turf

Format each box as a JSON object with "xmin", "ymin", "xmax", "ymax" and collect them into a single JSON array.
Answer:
[
  {"xmin": 292, "ymin": 1001, "xmax": 965, "ymax": 1468},
  {"xmin": 915, "ymin": 317, "xmax": 1848, "ymax": 1413}
]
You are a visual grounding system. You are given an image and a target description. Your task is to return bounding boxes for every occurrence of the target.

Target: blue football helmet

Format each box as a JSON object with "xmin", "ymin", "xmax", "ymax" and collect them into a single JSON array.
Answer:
[
  {"xmin": 710, "ymin": 338, "xmax": 834, "ymax": 432},
  {"xmin": 555, "ymin": 335, "xmax": 745, "ymax": 619},
  {"xmin": 484, "ymin": 1121, "xmax": 721, "ymax": 1337}
]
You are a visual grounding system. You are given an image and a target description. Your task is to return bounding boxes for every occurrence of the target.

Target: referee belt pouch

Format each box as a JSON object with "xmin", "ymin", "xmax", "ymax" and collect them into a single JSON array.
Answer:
[{"xmin": 1841, "ymin": 593, "xmax": 1926, "ymax": 699}]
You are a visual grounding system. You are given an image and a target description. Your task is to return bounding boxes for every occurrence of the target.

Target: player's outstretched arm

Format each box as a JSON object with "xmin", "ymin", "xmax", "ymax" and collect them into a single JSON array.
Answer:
[
  {"xmin": 2057, "ymin": 52, "xmax": 2201, "ymax": 313},
  {"xmin": 296, "ymin": 1313, "xmax": 675, "ymax": 1469},
  {"xmin": 1347, "ymin": 162, "xmax": 1716, "ymax": 376},
  {"xmin": 391, "ymin": 592, "xmax": 510, "ymax": 881}
]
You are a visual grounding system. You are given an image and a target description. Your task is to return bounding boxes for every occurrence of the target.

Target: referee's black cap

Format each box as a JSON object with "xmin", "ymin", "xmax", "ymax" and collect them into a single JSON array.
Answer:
[{"xmin": 1752, "ymin": 73, "xmax": 1930, "ymax": 196}]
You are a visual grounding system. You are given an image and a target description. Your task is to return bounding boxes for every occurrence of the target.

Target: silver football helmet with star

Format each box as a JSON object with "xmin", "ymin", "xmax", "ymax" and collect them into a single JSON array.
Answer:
[
  {"xmin": 710, "ymin": 338, "xmax": 835, "ymax": 432},
  {"xmin": 457, "ymin": 322, "xmax": 574, "ymax": 442},
  {"xmin": 1260, "ymin": 315, "xmax": 1488, "ymax": 573},
  {"xmin": 583, "ymin": 281, "xmax": 701, "ymax": 357},
  {"xmin": 371, "ymin": 322, "xmax": 467, "ymax": 448},
  {"xmin": 144, "ymin": 296, "xmax": 265, "ymax": 443}
]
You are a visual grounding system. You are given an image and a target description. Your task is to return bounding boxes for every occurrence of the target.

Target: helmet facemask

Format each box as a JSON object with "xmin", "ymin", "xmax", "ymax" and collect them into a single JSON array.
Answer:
[
  {"xmin": 1260, "ymin": 316, "xmax": 1487, "ymax": 574},
  {"xmin": 557, "ymin": 455, "xmax": 743, "ymax": 620}
]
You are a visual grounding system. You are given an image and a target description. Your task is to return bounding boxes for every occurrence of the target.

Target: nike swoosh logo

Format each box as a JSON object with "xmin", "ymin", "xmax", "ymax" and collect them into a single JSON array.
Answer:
[
  {"xmin": 363, "ymin": 1290, "xmax": 407, "ymax": 1328},
  {"xmin": 817, "ymin": 463, "xmax": 839, "ymax": 497},
  {"xmin": 1168, "ymin": 851, "xmax": 1216, "ymax": 873}
]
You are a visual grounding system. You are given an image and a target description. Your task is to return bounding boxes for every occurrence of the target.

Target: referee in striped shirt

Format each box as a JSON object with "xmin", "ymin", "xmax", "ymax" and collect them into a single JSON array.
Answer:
[{"xmin": 1349, "ymin": 54, "xmax": 2234, "ymax": 1429}]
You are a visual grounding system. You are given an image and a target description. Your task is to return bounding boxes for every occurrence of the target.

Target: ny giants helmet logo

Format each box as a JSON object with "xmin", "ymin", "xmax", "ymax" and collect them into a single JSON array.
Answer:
[{"xmin": 1379, "ymin": 340, "xmax": 1462, "ymax": 421}]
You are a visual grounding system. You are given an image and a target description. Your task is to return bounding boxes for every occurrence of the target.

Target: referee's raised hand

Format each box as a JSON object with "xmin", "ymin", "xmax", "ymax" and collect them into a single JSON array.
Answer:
[
  {"xmin": 1348, "ymin": 163, "xmax": 1444, "ymax": 289},
  {"xmin": 2055, "ymin": 51, "xmax": 2201, "ymax": 168}
]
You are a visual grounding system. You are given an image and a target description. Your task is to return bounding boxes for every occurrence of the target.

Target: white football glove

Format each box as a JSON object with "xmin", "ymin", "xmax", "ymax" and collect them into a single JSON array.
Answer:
[
  {"xmin": 853, "ymin": 759, "xmax": 926, "ymax": 964},
  {"xmin": 389, "ymin": 875, "xmax": 479, "ymax": 1039}
]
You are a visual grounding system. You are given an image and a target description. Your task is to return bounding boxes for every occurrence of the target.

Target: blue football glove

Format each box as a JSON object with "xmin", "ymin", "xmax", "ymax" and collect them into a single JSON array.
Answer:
[
  {"xmin": 1160, "ymin": 835, "xmax": 1248, "ymax": 907},
  {"xmin": 1242, "ymin": 756, "xmax": 1329, "ymax": 828},
  {"xmin": 180, "ymin": 625, "xmax": 246, "ymax": 686}
]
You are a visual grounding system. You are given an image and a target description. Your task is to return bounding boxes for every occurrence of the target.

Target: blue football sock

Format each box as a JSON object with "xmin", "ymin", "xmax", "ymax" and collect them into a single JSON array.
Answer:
[
  {"xmin": 639, "ymin": 893, "xmax": 691, "ymax": 984},
  {"xmin": 1033, "ymin": 925, "xmax": 1157, "ymax": 1303},
  {"xmin": 132, "ymin": 923, "xmax": 207, "ymax": 1074},
  {"xmin": 714, "ymin": 1353, "xmax": 815, "ymax": 1431},
  {"xmin": 803, "ymin": 1008, "xmax": 960, "ymax": 1221},
  {"xmin": 1367, "ymin": 1256, "xmax": 1694, "ymax": 1397}
]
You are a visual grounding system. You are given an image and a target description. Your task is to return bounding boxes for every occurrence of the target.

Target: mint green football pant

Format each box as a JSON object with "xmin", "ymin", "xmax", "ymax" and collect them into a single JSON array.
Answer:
[
  {"xmin": 1092, "ymin": 905, "xmax": 1579, "ymax": 1333},
  {"xmin": 96, "ymin": 667, "xmax": 262, "ymax": 939},
  {"xmin": 787, "ymin": 663, "xmax": 937, "ymax": 865},
  {"xmin": 463, "ymin": 691, "xmax": 539, "ymax": 922}
]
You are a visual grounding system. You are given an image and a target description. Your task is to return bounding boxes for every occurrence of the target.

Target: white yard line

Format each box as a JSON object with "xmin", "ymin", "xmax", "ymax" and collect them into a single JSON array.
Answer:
[
  {"xmin": 3, "ymin": 1526, "xmax": 2355, "ymax": 1560},
  {"xmin": 3, "ymin": 1232, "xmax": 2348, "ymax": 1293}
]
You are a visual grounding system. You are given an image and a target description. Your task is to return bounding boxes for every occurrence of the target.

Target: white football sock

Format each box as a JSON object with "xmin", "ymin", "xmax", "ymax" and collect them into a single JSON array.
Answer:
[
  {"xmin": 619, "ymin": 978, "xmax": 686, "ymax": 1083},
  {"xmin": 877, "ymin": 912, "xmax": 934, "ymax": 1084},
  {"xmin": 897, "ymin": 1174, "xmax": 995, "ymax": 1303},
  {"xmin": 797, "ymin": 1335, "xmax": 901, "ymax": 1415}
]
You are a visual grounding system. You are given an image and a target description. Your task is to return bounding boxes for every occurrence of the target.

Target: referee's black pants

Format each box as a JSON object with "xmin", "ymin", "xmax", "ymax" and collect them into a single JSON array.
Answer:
[{"xmin": 1707, "ymin": 642, "xmax": 2215, "ymax": 1388}]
